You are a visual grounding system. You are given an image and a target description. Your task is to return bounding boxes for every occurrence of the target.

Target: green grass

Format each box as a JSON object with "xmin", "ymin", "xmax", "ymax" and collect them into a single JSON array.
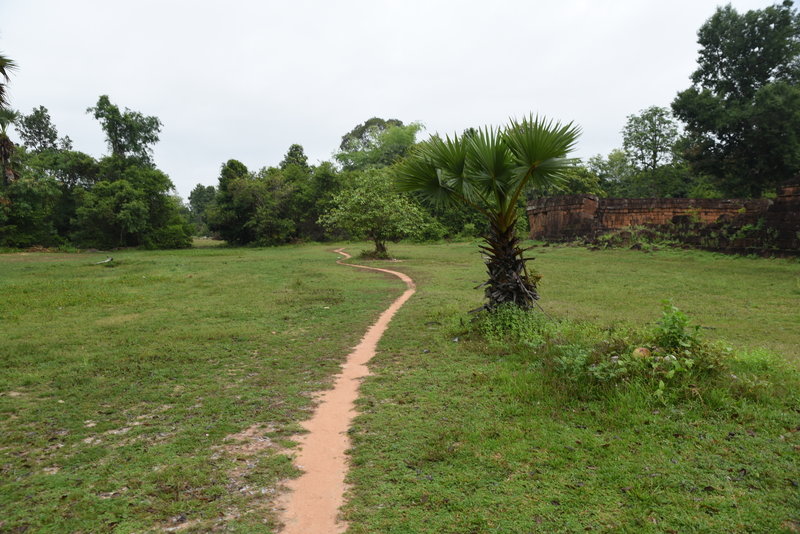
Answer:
[
  {"xmin": 0, "ymin": 245, "xmax": 402, "ymax": 533},
  {"xmin": 531, "ymin": 244, "xmax": 800, "ymax": 361},
  {"xmin": 342, "ymin": 243, "xmax": 800, "ymax": 533},
  {"xmin": 1, "ymin": 242, "xmax": 798, "ymax": 533}
]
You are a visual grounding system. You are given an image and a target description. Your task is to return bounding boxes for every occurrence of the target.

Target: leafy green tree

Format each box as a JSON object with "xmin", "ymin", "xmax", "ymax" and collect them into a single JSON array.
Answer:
[
  {"xmin": 339, "ymin": 117, "xmax": 404, "ymax": 153},
  {"xmin": 246, "ymin": 168, "xmax": 297, "ymax": 246},
  {"xmin": 20, "ymin": 148, "xmax": 99, "ymax": 237},
  {"xmin": 533, "ymin": 163, "xmax": 605, "ymax": 198},
  {"xmin": 588, "ymin": 149, "xmax": 635, "ymax": 197},
  {"xmin": 396, "ymin": 115, "xmax": 581, "ymax": 309},
  {"xmin": 672, "ymin": 1, "xmax": 800, "ymax": 197},
  {"xmin": 15, "ymin": 106, "xmax": 72, "ymax": 152},
  {"xmin": 0, "ymin": 171, "xmax": 61, "ymax": 247},
  {"xmin": 73, "ymin": 180, "xmax": 150, "ymax": 247},
  {"xmin": 208, "ymin": 159, "xmax": 253, "ymax": 244},
  {"xmin": 336, "ymin": 118, "xmax": 423, "ymax": 170},
  {"xmin": 73, "ymin": 99, "xmax": 190, "ymax": 248},
  {"xmin": 279, "ymin": 143, "xmax": 309, "ymax": 170},
  {"xmin": 26, "ymin": 149, "xmax": 99, "ymax": 191},
  {"xmin": 207, "ymin": 161, "xmax": 299, "ymax": 246},
  {"xmin": 73, "ymin": 161, "xmax": 192, "ymax": 250},
  {"xmin": 319, "ymin": 169, "xmax": 432, "ymax": 257},
  {"xmin": 188, "ymin": 183, "xmax": 216, "ymax": 234},
  {"xmin": 622, "ymin": 106, "xmax": 679, "ymax": 174},
  {"xmin": 289, "ymin": 161, "xmax": 345, "ymax": 241},
  {"xmin": 87, "ymin": 95, "xmax": 162, "ymax": 164}
]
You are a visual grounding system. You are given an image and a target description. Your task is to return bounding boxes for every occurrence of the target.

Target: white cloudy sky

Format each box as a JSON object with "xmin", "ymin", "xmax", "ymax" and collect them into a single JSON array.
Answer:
[{"xmin": 0, "ymin": 0, "xmax": 779, "ymax": 199}]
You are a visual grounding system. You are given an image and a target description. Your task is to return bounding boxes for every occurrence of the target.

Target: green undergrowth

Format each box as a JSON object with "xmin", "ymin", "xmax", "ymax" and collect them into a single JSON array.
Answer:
[
  {"xmin": 471, "ymin": 302, "xmax": 780, "ymax": 404},
  {"xmin": 344, "ymin": 244, "xmax": 800, "ymax": 533}
]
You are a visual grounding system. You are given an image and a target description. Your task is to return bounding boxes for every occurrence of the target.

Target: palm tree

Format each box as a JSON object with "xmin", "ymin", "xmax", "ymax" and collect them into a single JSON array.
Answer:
[
  {"xmin": 0, "ymin": 108, "xmax": 19, "ymax": 185},
  {"xmin": 395, "ymin": 115, "xmax": 580, "ymax": 310},
  {"xmin": 0, "ymin": 53, "xmax": 17, "ymax": 185},
  {"xmin": 0, "ymin": 53, "xmax": 16, "ymax": 109}
]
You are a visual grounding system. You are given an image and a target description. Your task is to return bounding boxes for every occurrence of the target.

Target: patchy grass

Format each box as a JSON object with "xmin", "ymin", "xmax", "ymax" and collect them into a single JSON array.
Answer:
[
  {"xmin": 343, "ymin": 243, "xmax": 800, "ymax": 533},
  {"xmin": 2, "ymin": 242, "xmax": 798, "ymax": 533},
  {"xmin": 0, "ymin": 245, "xmax": 401, "ymax": 533}
]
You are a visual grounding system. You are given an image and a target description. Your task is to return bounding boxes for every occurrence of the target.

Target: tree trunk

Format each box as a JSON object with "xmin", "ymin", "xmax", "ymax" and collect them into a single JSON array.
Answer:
[
  {"xmin": 0, "ymin": 134, "xmax": 16, "ymax": 186},
  {"xmin": 374, "ymin": 239, "xmax": 388, "ymax": 257},
  {"xmin": 480, "ymin": 222, "xmax": 539, "ymax": 311}
]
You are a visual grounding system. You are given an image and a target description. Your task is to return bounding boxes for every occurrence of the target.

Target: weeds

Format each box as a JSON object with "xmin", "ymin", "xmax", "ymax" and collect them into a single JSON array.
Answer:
[{"xmin": 470, "ymin": 302, "xmax": 753, "ymax": 401}]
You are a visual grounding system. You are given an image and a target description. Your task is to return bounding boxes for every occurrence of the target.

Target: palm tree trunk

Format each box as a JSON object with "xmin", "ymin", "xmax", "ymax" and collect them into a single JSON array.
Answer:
[
  {"xmin": 1, "ymin": 134, "xmax": 16, "ymax": 186},
  {"xmin": 480, "ymin": 222, "xmax": 539, "ymax": 310}
]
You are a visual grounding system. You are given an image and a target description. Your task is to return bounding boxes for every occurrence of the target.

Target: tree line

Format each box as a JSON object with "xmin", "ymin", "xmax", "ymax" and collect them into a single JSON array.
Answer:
[
  {"xmin": 1, "ymin": 96, "xmax": 192, "ymax": 249},
  {"xmin": 1, "ymin": 1, "xmax": 798, "ymax": 251},
  {"xmin": 584, "ymin": 1, "xmax": 799, "ymax": 200},
  {"xmin": 189, "ymin": 118, "xmax": 486, "ymax": 255}
]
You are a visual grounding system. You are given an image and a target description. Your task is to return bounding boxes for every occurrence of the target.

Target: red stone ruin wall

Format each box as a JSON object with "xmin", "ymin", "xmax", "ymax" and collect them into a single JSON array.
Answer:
[
  {"xmin": 527, "ymin": 195, "xmax": 598, "ymax": 240},
  {"xmin": 594, "ymin": 198, "xmax": 766, "ymax": 230},
  {"xmin": 527, "ymin": 184, "xmax": 798, "ymax": 249},
  {"xmin": 763, "ymin": 183, "xmax": 800, "ymax": 251}
]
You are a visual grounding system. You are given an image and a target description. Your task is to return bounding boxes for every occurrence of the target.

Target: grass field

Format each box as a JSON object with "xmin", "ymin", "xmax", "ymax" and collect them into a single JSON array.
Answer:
[
  {"xmin": 0, "ymin": 245, "xmax": 402, "ymax": 532},
  {"xmin": 344, "ymin": 243, "xmax": 800, "ymax": 533},
  {"xmin": 1, "ymin": 243, "xmax": 798, "ymax": 533}
]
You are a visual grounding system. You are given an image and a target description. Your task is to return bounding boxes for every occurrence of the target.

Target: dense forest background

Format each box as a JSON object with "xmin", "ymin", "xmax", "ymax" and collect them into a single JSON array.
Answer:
[{"xmin": 1, "ymin": 1, "xmax": 798, "ymax": 250}]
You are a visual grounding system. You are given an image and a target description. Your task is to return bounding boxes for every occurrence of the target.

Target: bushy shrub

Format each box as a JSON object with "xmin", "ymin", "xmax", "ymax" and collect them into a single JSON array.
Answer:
[
  {"xmin": 143, "ymin": 223, "xmax": 192, "ymax": 249},
  {"xmin": 470, "ymin": 302, "xmax": 733, "ymax": 400}
]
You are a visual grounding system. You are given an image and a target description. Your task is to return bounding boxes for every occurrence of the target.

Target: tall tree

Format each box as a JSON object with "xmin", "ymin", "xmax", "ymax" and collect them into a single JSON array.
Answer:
[
  {"xmin": 672, "ymin": 1, "xmax": 800, "ymax": 197},
  {"xmin": 339, "ymin": 117, "xmax": 404, "ymax": 153},
  {"xmin": 396, "ymin": 115, "xmax": 580, "ymax": 310},
  {"xmin": 15, "ymin": 106, "xmax": 72, "ymax": 152},
  {"xmin": 87, "ymin": 95, "xmax": 162, "ymax": 163},
  {"xmin": 188, "ymin": 184, "xmax": 216, "ymax": 222},
  {"xmin": 279, "ymin": 143, "xmax": 309, "ymax": 170},
  {"xmin": 622, "ymin": 106, "xmax": 679, "ymax": 173},
  {"xmin": 336, "ymin": 118, "xmax": 422, "ymax": 170},
  {"xmin": 207, "ymin": 159, "xmax": 254, "ymax": 244}
]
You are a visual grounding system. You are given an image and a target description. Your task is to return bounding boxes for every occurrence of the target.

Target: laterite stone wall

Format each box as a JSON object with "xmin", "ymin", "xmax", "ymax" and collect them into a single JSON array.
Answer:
[{"xmin": 527, "ymin": 182, "xmax": 800, "ymax": 254}]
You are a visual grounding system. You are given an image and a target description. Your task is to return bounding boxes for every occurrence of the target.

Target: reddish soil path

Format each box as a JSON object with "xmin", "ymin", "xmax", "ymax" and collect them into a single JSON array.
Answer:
[{"xmin": 277, "ymin": 248, "xmax": 415, "ymax": 534}]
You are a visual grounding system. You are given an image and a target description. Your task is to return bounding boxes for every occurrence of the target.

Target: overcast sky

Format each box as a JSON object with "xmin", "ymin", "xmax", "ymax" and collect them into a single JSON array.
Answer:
[{"xmin": 0, "ymin": 0, "xmax": 780, "ymax": 199}]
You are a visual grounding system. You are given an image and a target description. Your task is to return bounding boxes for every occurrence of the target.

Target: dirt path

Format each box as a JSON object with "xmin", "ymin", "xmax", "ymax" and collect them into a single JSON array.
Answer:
[{"xmin": 277, "ymin": 248, "xmax": 415, "ymax": 534}]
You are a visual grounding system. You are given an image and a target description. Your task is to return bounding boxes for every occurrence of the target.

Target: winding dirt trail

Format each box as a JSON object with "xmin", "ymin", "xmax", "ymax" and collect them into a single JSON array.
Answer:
[{"xmin": 277, "ymin": 248, "xmax": 415, "ymax": 534}]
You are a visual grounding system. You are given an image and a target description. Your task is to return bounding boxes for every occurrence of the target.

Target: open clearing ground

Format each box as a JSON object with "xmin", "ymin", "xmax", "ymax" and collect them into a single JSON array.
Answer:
[{"xmin": 1, "ymin": 243, "xmax": 799, "ymax": 533}]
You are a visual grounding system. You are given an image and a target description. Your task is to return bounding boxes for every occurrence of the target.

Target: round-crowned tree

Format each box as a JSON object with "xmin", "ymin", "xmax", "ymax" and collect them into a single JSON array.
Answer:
[{"xmin": 319, "ymin": 168, "xmax": 433, "ymax": 258}]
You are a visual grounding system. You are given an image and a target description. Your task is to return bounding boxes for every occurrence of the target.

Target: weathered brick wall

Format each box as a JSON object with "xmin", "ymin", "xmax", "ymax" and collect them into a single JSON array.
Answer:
[
  {"xmin": 595, "ymin": 198, "xmax": 766, "ymax": 229},
  {"xmin": 527, "ymin": 183, "xmax": 799, "ymax": 254},
  {"xmin": 764, "ymin": 183, "xmax": 800, "ymax": 251},
  {"xmin": 527, "ymin": 195, "xmax": 756, "ymax": 240},
  {"xmin": 527, "ymin": 195, "xmax": 598, "ymax": 240}
]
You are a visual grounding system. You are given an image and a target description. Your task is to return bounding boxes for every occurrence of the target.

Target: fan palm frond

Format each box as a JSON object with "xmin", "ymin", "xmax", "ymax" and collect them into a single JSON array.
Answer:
[
  {"xmin": 394, "ymin": 113, "xmax": 581, "ymax": 310},
  {"xmin": 0, "ymin": 54, "xmax": 17, "ymax": 109}
]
